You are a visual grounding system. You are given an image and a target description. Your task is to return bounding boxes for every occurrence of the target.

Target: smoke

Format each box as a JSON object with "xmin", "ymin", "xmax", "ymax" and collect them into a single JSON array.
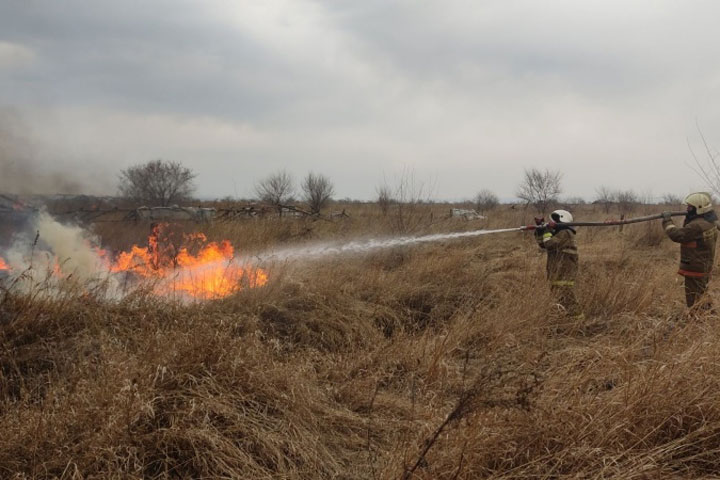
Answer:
[
  {"xmin": 0, "ymin": 107, "xmax": 90, "ymax": 195},
  {"xmin": 2, "ymin": 211, "xmax": 117, "ymax": 292},
  {"xmin": 33, "ymin": 212, "xmax": 110, "ymax": 277}
]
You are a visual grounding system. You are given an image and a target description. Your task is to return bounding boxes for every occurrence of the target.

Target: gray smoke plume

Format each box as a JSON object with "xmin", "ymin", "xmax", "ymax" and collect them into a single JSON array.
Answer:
[{"xmin": 0, "ymin": 107, "xmax": 90, "ymax": 195}]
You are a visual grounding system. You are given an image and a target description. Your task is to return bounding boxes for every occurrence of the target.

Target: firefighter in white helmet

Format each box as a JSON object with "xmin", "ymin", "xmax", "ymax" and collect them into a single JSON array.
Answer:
[
  {"xmin": 662, "ymin": 192, "xmax": 720, "ymax": 309},
  {"xmin": 534, "ymin": 209, "xmax": 583, "ymax": 319}
]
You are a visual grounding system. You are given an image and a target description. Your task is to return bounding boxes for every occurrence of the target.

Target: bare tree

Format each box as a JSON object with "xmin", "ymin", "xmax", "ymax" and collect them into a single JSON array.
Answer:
[
  {"xmin": 688, "ymin": 125, "xmax": 720, "ymax": 197},
  {"xmin": 661, "ymin": 193, "xmax": 682, "ymax": 205},
  {"xmin": 391, "ymin": 169, "xmax": 435, "ymax": 233},
  {"xmin": 474, "ymin": 189, "xmax": 499, "ymax": 214},
  {"xmin": 376, "ymin": 168, "xmax": 435, "ymax": 232},
  {"xmin": 516, "ymin": 168, "xmax": 562, "ymax": 213},
  {"xmin": 301, "ymin": 172, "xmax": 335, "ymax": 215},
  {"xmin": 615, "ymin": 189, "xmax": 638, "ymax": 215},
  {"xmin": 376, "ymin": 183, "xmax": 394, "ymax": 216},
  {"xmin": 636, "ymin": 189, "xmax": 655, "ymax": 205},
  {"xmin": 255, "ymin": 170, "xmax": 295, "ymax": 215},
  {"xmin": 118, "ymin": 159, "xmax": 196, "ymax": 206},
  {"xmin": 594, "ymin": 186, "xmax": 616, "ymax": 213}
]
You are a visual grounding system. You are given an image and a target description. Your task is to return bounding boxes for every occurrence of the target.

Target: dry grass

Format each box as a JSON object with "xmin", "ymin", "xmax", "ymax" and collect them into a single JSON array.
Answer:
[{"xmin": 1, "ymin": 204, "xmax": 719, "ymax": 479}]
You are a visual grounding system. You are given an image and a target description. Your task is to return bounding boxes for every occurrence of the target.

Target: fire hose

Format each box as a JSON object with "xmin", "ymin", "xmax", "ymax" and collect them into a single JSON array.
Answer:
[{"xmin": 519, "ymin": 211, "xmax": 688, "ymax": 231}]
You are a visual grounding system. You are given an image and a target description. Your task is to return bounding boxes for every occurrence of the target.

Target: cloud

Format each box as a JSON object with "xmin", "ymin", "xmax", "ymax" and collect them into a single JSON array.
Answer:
[
  {"xmin": 0, "ymin": 41, "xmax": 35, "ymax": 70},
  {"xmin": 0, "ymin": 0, "xmax": 719, "ymax": 200}
]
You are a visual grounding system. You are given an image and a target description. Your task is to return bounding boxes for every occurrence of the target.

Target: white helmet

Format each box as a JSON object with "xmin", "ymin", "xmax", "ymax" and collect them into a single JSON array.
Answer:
[
  {"xmin": 683, "ymin": 192, "xmax": 713, "ymax": 215},
  {"xmin": 550, "ymin": 209, "xmax": 573, "ymax": 223}
]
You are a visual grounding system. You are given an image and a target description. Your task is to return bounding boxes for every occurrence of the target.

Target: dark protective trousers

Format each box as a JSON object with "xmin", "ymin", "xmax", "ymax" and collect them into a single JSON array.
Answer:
[{"xmin": 685, "ymin": 275, "xmax": 711, "ymax": 309}]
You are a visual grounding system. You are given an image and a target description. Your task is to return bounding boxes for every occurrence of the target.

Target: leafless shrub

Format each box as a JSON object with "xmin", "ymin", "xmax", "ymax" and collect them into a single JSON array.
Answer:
[
  {"xmin": 387, "ymin": 169, "xmax": 435, "ymax": 233},
  {"xmin": 474, "ymin": 189, "xmax": 499, "ymax": 214},
  {"xmin": 301, "ymin": 172, "xmax": 334, "ymax": 215},
  {"xmin": 516, "ymin": 168, "xmax": 562, "ymax": 213},
  {"xmin": 636, "ymin": 190, "xmax": 655, "ymax": 206},
  {"xmin": 594, "ymin": 186, "xmax": 616, "ymax": 213},
  {"xmin": 688, "ymin": 125, "xmax": 720, "ymax": 197},
  {"xmin": 118, "ymin": 159, "xmax": 196, "ymax": 206},
  {"xmin": 376, "ymin": 184, "xmax": 394, "ymax": 216},
  {"xmin": 615, "ymin": 189, "xmax": 638, "ymax": 214},
  {"xmin": 255, "ymin": 170, "xmax": 294, "ymax": 215},
  {"xmin": 661, "ymin": 193, "xmax": 682, "ymax": 206}
]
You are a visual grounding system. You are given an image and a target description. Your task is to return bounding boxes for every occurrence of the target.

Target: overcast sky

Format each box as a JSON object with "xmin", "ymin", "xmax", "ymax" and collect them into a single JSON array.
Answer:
[{"xmin": 1, "ymin": 0, "xmax": 720, "ymax": 201}]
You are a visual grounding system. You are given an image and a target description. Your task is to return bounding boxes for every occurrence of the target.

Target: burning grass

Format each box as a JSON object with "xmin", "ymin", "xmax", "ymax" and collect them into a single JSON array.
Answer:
[
  {"xmin": 1, "ymin": 204, "xmax": 720, "ymax": 478},
  {"xmin": 1, "ymin": 216, "xmax": 268, "ymax": 301},
  {"xmin": 108, "ymin": 223, "xmax": 268, "ymax": 300}
]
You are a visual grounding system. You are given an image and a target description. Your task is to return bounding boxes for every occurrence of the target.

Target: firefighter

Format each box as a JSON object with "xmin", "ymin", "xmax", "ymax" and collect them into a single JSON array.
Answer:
[
  {"xmin": 662, "ymin": 192, "xmax": 720, "ymax": 310},
  {"xmin": 535, "ymin": 209, "xmax": 583, "ymax": 319}
]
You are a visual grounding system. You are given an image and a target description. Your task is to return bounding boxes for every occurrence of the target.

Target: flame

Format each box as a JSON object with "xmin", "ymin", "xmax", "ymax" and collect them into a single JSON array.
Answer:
[
  {"xmin": 109, "ymin": 224, "xmax": 267, "ymax": 300},
  {"xmin": 0, "ymin": 222, "xmax": 266, "ymax": 300}
]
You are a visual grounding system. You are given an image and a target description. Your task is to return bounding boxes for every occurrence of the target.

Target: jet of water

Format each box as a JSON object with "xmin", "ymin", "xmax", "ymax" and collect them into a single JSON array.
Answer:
[{"xmin": 243, "ymin": 227, "xmax": 524, "ymax": 265}]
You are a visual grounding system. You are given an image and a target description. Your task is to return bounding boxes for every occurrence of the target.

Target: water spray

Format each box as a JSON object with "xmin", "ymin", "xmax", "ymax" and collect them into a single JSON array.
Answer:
[
  {"xmin": 248, "ymin": 227, "xmax": 524, "ymax": 263},
  {"xmin": 247, "ymin": 211, "xmax": 689, "ymax": 265}
]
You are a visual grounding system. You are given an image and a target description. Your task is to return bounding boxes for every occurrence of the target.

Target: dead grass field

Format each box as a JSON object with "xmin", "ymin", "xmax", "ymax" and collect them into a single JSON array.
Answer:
[{"xmin": 2, "ymin": 203, "xmax": 719, "ymax": 479}]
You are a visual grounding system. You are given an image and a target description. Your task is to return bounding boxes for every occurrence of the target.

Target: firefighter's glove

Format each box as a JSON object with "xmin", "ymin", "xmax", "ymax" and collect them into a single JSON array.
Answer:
[
  {"xmin": 547, "ymin": 220, "xmax": 557, "ymax": 231},
  {"xmin": 534, "ymin": 224, "xmax": 546, "ymax": 236},
  {"xmin": 661, "ymin": 211, "xmax": 672, "ymax": 221}
]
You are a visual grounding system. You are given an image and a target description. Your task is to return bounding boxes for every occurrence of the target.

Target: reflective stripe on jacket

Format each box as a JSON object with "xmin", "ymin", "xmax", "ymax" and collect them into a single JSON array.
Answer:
[{"xmin": 663, "ymin": 215, "xmax": 719, "ymax": 277}]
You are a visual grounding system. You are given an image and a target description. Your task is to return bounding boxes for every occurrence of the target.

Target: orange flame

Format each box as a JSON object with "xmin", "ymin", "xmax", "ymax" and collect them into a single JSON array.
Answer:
[
  {"xmin": 0, "ymin": 224, "xmax": 265, "ymax": 300},
  {"xmin": 109, "ymin": 225, "xmax": 267, "ymax": 300}
]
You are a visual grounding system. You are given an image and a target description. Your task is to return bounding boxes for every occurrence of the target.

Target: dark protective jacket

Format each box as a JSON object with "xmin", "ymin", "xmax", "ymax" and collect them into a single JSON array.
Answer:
[
  {"xmin": 535, "ymin": 227, "xmax": 579, "ymax": 285},
  {"xmin": 663, "ymin": 212, "xmax": 720, "ymax": 277}
]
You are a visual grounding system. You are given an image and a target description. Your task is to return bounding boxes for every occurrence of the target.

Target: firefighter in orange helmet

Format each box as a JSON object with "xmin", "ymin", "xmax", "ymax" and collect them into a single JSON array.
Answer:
[
  {"xmin": 662, "ymin": 192, "xmax": 720, "ymax": 309},
  {"xmin": 535, "ymin": 209, "xmax": 583, "ymax": 319}
]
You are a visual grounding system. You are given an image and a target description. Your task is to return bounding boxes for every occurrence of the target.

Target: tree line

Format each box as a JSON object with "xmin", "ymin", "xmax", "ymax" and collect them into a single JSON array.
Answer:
[
  {"xmin": 117, "ymin": 160, "xmax": 696, "ymax": 215},
  {"xmin": 119, "ymin": 160, "xmax": 334, "ymax": 215}
]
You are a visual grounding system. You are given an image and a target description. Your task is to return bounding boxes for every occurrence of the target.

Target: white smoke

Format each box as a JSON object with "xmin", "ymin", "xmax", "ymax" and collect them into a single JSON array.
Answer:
[
  {"xmin": 34, "ymin": 212, "xmax": 110, "ymax": 276},
  {"xmin": 2, "ymin": 211, "xmax": 118, "ymax": 294}
]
